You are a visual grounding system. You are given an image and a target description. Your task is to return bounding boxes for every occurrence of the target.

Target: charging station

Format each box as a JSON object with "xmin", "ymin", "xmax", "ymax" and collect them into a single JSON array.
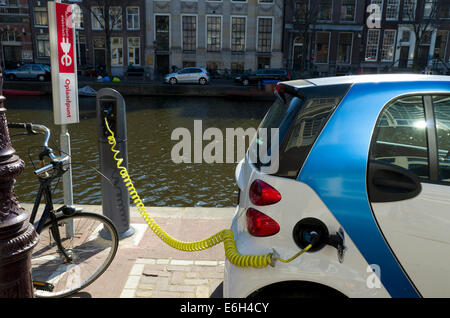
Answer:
[{"xmin": 97, "ymin": 88, "xmax": 134, "ymax": 239}]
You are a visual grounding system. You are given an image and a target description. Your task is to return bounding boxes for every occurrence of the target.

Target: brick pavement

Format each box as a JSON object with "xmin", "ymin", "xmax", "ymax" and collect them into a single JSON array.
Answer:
[
  {"xmin": 20, "ymin": 204, "xmax": 238, "ymax": 298},
  {"xmin": 121, "ymin": 258, "xmax": 224, "ymax": 298}
]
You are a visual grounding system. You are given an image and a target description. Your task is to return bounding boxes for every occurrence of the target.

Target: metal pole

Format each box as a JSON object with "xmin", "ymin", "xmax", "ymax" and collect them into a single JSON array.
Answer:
[
  {"xmin": 0, "ymin": 65, "xmax": 38, "ymax": 298},
  {"xmin": 60, "ymin": 124, "xmax": 74, "ymax": 237}
]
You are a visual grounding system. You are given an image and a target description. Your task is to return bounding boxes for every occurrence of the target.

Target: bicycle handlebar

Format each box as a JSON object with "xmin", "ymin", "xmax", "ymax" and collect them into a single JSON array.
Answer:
[{"xmin": 7, "ymin": 122, "xmax": 70, "ymax": 175}]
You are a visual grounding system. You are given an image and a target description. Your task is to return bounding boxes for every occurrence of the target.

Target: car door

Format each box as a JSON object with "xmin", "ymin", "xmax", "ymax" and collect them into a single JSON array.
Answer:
[
  {"xmin": 176, "ymin": 68, "xmax": 189, "ymax": 82},
  {"xmin": 368, "ymin": 94, "xmax": 450, "ymax": 297},
  {"xmin": 16, "ymin": 65, "xmax": 31, "ymax": 79},
  {"xmin": 187, "ymin": 68, "xmax": 200, "ymax": 83}
]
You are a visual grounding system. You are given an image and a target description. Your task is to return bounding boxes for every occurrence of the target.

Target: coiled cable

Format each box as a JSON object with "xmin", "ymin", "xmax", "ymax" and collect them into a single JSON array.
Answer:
[{"xmin": 104, "ymin": 118, "xmax": 312, "ymax": 268}]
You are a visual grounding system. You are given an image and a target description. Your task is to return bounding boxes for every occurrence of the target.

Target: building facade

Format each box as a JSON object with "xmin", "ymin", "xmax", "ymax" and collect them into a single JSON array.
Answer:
[
  {"xmin": 28, "ymin": 0, "xmax": 146, "ymax": 76},
  {"xmin": 284, "ymin": 0, "xmax": 450, "ymax": 77},
  {"xmin": 0, "ymin": 0, "xmax": 33, "ymax": 69},
  {"xmin": 145, "ymin": 0, "xmax": 284, "ymax": 76}
]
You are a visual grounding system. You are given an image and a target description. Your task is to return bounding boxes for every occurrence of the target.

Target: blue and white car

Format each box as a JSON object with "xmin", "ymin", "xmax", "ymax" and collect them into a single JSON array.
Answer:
[{"xmin": 224, "ymin": 74, "xmax": 450, "ymax": 298}]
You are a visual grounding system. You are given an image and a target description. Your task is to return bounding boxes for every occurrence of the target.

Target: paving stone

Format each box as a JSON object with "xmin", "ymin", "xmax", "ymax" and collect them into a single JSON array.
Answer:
[
  {"xmin": 166, "ymin": 265, "xmax": 192, "ymax": 272},
  {"xmin": 198, "ymin": 271, "xmax": 224, "ymax": 279},
  {"xmin": 143, "ymin": 264, "xmax": 168, "ymax": 273},
  {"xmin": 186, "ymin": 272, "xmax": 199, "ymax": 278},
  {"xmin": 156, "ymin": 277, "xmax": 170, "ymax": 291},
  {"xmin": 135, "ymin": 289, "xmax": 153, "ymax": 297},
  {"xmin": 184, "ymin": 279, "xmax": 209, "ymax": 286},
  {"xmin": 171, "ymin": 271, "xmax": 185, "ymax": 284},
  {"xmin": 170, "ymin": 259, "xmax": 194, "ymax": 266},
  {"xmin": 168, "ymin": 285, "xmax": 196, "ymax": 293},
  {"xmin": 196, "ymin": 285, "xmax": 210, "ymax": 298},
  {"xmin": 140, "ymin": 276, "xmax": 159, "ymax": 285},
  {"xmin": 153, "ymin": 291, "xmax": 181, "ymax": 298},
  {"xmin": 194, "ymin": 260, "xmax": 218, "ymax": 266}
]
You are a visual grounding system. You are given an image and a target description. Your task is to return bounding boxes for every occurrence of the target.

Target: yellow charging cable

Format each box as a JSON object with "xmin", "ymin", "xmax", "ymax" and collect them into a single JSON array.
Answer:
[{"xmin": 104, "ymin": 118, "xmax": 312, "ymax": 268}]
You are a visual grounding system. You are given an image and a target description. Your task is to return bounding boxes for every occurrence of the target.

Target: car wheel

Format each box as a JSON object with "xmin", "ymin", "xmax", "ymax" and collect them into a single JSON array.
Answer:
[
  {"xmin": 243, "ymin": 79, "xmax": 249, "ymax": 86},
  {"xmin": 199, "ymin": 77, "xmax": 207, "ymax": 85},
  {"xmin": 169, "ymin": 77, "xmax": 177, "ymax": 85},
  {"xmin": 37, "ymin": 75, "xmax": 45, "ymax": 82}
]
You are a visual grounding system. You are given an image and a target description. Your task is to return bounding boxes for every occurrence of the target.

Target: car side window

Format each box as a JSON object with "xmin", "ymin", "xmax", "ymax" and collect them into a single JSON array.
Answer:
[
  {"xmin": 32, "ymin": 65, "xmax": 41, "ymax": 71},
  {"xmin": 370, "ymin": 96, "xmax": 429, "ymax": 180},
  {"xmin": 433, "ymin": 96, "xmax": 450, "ymax": 182}
]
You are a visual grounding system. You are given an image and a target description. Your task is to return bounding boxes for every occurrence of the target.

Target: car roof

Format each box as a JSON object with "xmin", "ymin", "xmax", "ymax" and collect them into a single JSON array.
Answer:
[{"xmin": 285, "ymin": 74, "xmax": 450, "ymax": 88}]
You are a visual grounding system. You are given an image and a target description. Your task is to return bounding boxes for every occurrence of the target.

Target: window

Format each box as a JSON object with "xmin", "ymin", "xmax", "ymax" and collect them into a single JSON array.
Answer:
[
  {"xmin": 206, "ymin": 61, "xmax": 219, "ymax": 73},
  {"xmin": 231, "ymin": 61, "xmax": 244, "ymax": 73},
  {"xmin": 371, "ymin": 96, "xmax": 429, "ymax": 179},
  {"xmin": 109, "ymin": 6, "xmax": 122, "ymax": 30},
  {"xmin": 365, "ymin": 29, "xmax": 380, "ymax": 61},
  {"xmin": 91, "ymin": 6, "xmax": 105, "ymax": 30},
  {"xmin": 402, "ymin": 0, "xmax": 416, "ymax": 21},
  {"xmin": 315, "ymin": 31, "xmax": 330, "ymax": 63},
  {"xmin": 370, "ymin": 0, "xmax": 383, "ymax": 21},
  {"xmin": 127, "ymin": 7, "xmax": 140, "ymax": 30},
  {"xmin": 253, "ymin": 85, "xmax": 348, "ymax": 178},
  {"xmin": 401, "ymin": 30, "xmax": 411, "ymax": 42},
  {"xmin": 295, "ymin": 0, "xmax": 308, "ymax": 20},
  {"xmin": 259, "ymin": 0, "xmax": 274, "ymax": 3},
  {"xmin": 440, "ymin": 1, "xmax": 450, "ymax": 19},
  {"xmin": 257, "ymin": 56, "xmax": 271, "ymax": 69},
  {"xmin": 128, "ymin": 37, "xmax": 140, "ymax": 65},
  {"xmin": 341, "ymin": 0, "xmax": 356, "ymax": 22},
  {"xmin": 381, "ymin": 30, "xmax": 396, "ymax": 61},
  {"xmin": 182, "ymin": 62, "xmax": 196, "ymax": 68},
  {"xmin": 73, "ymin": 5, "xmax": 84, "ymax": 29},
  {"xmin": 111, "ymin": 37, "xmax": 123, "ymax": 65},
  {"xmin": 424, "ymin": 0, "xmax": 436, "ymax": 18},
  {"xmin": 257, "ymin": 17, "xmax": 272, "ymax": 53},
  {"xmin": 182, "ymin": 15, "xmax": 196, "ymax": 51},
  {"xmin": 34, "ymin": 7, "xmax": 48, "ymax": 26},
  {"xmin": 155, "ymin": 15, "xmax": 170, "ymax": 51},
  {"xmin": 36, "ymin": 34, "xmax": 50, "ymax": 57},
  {"xmin": 386, "ymin": 0, "xmax": 399, "ymax": 20},
  {"xmin": 318, "ymin": 0, "xmax": 332, "ymax": 21},
  {"xmin": 2, "ymin": 31, "xmax": 20, "ymax": 42},
  {"xmin": 231, "ymin": 17, "xmax": 246, "ymax": 52},
  {"xmin": 337, "ymin": 33, "xmax": 353, "ymax": 64},
  {"xmin": 433, "ymin": 96, "xmax": 450, "ymax": 182},
  {"xmin": 434, "ymin": 31, "xmax": 448, "ymax": 60},
  {"xmin": 207, "ymin": 16, "xmax": 221, "ymax": 52}
]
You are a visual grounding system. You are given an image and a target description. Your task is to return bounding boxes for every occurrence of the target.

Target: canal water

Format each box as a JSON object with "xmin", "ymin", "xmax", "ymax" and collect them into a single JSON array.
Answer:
[{"xmin": 6, "ymin": 95, "xmax": 271, "ymax": 207}]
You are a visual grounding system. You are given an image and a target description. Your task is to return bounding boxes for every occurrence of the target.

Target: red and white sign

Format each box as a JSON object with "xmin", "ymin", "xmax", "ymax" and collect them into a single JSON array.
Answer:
[{"xmin": 49, "ymin": 1, "xmax": 79, "ymax": 125}]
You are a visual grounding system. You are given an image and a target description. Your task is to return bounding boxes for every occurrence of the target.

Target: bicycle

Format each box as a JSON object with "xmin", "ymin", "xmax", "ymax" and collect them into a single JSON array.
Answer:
[{"xmin": 8, "ymin": 122, "xmax": 119, "ymax": 298}]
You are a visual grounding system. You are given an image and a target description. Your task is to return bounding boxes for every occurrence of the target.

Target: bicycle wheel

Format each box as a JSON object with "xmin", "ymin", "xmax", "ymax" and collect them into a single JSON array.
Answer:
[{"xmin": 31, "ymin": 212, "xmax": 119, "ymax": 298}]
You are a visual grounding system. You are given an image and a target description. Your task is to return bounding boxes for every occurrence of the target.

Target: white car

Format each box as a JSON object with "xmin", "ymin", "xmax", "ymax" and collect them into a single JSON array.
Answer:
[
  {"xmin": 224, "ymin": 74, "xmax": 450, "ymax": 298},
  {"xmin": 164, "ymin": 67, "xmax": 210, "ymax": 85}
]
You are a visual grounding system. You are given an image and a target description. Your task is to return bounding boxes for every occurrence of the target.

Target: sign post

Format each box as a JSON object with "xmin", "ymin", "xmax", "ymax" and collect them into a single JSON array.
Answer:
[{"xmin": 48, "ymin": 1, "xmax": 79, "ymax": 236}]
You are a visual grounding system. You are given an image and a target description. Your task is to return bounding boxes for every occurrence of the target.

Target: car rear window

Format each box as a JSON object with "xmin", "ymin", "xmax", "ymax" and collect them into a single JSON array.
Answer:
[{"xmin": 251, "ymin": 84, "xmax": 350, "ymax": 178}]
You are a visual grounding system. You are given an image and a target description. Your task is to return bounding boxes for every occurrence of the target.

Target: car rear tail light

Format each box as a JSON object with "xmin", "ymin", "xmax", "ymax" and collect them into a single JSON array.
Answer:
[
  {"xmin": 249, "ymin": 179, "xmax": 281, "ymax": 206},
  {"xmin": 206, "ymin": 72, "xmax": 209, "ymax": 77},
  {"xmin": 246, "ymin": 208, "xmax": 280, "ymax": 237}
]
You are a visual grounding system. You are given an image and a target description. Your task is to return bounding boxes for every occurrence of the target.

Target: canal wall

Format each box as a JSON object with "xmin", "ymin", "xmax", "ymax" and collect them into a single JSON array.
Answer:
[{"xmin": 4, "ymin": 81, "xmax": 276, "ymax": 100}]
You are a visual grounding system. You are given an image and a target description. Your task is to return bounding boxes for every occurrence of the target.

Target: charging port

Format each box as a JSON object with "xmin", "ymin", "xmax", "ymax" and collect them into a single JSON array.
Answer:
[
  {"xmin": 293, "ymin": 218, "xmax": 329, "ymax": 252},
  {"xmin": 100, "ymin": 100, "xmax": 116, "ymax": 137}
]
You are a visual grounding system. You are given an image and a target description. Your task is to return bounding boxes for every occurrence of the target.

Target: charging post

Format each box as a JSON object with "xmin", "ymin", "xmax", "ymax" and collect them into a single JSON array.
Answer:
[
  {"xmin": 96, "ymin": 88, "xmax": 134, "ymax": 239},
  {"xmin": 48, "ymin": 1, "xmax": 80, "ymax": 236}
]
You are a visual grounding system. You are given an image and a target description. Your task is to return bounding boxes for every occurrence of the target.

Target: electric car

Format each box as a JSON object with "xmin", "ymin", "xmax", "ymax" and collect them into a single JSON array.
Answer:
[{"xmin": 224, "ymin": 74, "xmax": 450, "ymax": 298}]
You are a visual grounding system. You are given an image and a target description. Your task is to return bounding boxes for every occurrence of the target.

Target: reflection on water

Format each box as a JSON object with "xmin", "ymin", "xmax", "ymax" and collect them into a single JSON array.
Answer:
[{"xmin": 6, "ymin": 95, "xmax": 271, "ymax": 207}]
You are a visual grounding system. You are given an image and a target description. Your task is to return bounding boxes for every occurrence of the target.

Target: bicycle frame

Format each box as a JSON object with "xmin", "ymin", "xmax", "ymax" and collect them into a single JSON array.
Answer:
[{"xmin": 29, "ymin": 172, "xmax": 73, "ymax": 262}]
